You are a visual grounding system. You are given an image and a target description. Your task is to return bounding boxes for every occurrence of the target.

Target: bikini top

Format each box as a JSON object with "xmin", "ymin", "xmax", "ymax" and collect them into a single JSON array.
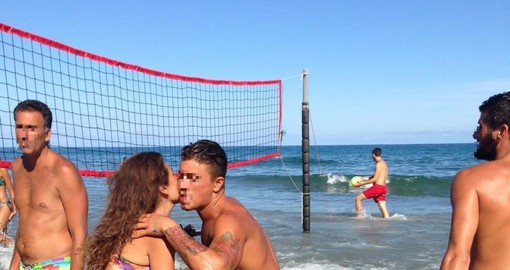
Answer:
[{"xmin": 111, "ymin": 255, "xmax": 150, "ymax": 270}]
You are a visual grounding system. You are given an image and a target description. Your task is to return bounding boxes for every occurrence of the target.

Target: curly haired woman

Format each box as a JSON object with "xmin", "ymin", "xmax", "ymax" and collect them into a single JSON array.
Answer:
[
  {"xmin": 0, "ymin": 163, "xmax": 16, "ymax": 247},
  {"xmin": 85, "ymin": 152, "xmax": 179, "ymax": 270}
]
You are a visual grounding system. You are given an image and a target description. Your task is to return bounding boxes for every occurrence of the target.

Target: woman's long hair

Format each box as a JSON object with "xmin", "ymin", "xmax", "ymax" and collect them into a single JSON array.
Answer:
[{"xmin": 85, "ymin": 152, "xmax": 169, "ymax": 270}]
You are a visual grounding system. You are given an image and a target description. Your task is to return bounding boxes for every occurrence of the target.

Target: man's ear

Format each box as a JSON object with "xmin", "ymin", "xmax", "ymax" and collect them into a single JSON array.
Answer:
[
  {"xmin": 45, "ymin": 129, "xmax": 52, "ymax": 143},
  {"xmin": 497, "ymin": 124, "xmax": 509, "ymax": 140},
  {"xmin": 213, "ymin": 176, "xmax": 225, "ymax": 193}
]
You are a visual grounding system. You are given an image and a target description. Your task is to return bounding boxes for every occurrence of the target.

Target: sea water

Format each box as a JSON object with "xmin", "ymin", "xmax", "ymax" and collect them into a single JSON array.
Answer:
[{"xmin": 0, "ymin": 143, "xmax": 480, "ymax": 270}]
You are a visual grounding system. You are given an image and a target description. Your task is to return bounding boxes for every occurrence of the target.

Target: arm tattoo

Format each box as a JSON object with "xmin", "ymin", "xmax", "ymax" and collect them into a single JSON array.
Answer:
[
  {"xmin": 164, "ymin": 227, "xmax": 241, "ymax": 267},
  {"xmin": 164, "ymin": 226, "xmax": 206, "ymax": 257},
  {"xmin": 211, "ymin": 232, "xmax": 241, "ymax": 267}
]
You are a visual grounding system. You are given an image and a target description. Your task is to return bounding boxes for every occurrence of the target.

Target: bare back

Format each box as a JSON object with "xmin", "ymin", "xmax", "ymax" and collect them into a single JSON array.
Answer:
[
  {"xmin": 201, "ymin": 196, "xmax": 279, "ymax": 270},
  {"xmin": 469, "ymin": 159, "xmax": 510, "ymax": 269},
  {"xmin": 106, "ymin": 236, "xmax": 175, "ymax": 270},
  {"xmin": 12, "ymin": 148, "xmax": 88, "ymax": 264},
  {"xmin": 442, "ymin": 155, "xmax": 510, "ymax": 269}
]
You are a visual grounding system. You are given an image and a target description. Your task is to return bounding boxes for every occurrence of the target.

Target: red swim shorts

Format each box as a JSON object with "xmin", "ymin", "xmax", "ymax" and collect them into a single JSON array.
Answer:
[{"xmin": 362, "ymin": 184, "xmax": 388, "ymax": 202}]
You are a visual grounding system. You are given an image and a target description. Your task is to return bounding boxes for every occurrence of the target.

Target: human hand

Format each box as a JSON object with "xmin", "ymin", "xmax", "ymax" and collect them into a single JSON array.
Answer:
[
  {"xmin": 8, "ymin": 204, "xmax": 16, "ymax": 220},
  {"xmin": 0, "ymin": 228, "xmax": 12, "ymax": 247},
  {"xmin": 132, "ymin": 213, "xmax": 174, "ymax": 238}
]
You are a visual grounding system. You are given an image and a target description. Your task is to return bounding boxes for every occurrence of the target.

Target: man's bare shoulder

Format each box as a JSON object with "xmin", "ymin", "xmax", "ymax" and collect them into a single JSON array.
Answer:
[
  {"xmin": 452, "ymin": 164, "xmax": 484, "ymax": 191},
  {"xmin": 213, "ymin": 197, "xmax": 254, "ymax": 234},
  {"xmin": 452, "ymin": 160, "xmax": 510, "ymax": 196},
  {"xmin": 219, "ymin": 198, "xmax": 278, "ymax": 270},
  {"xmin": 46, "ymin": 150, "xmax": 74, "ymax": 167},
  {"xmin": 455, "ymin": 160, "xmax": 503, "ymax": 182},
  {"xmin": 45, "ymin": 151, "xmax": 81, "ymax": 178},
  {"xmin": 218, "ymin": 197, "xmax": 249, "ymax": 220}
]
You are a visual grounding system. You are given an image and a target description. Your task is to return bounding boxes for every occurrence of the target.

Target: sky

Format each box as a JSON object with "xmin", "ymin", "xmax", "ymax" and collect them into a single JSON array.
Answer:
[{"xmin": 1, "ymin": 1, "xmax": 509, "ymax": 145}]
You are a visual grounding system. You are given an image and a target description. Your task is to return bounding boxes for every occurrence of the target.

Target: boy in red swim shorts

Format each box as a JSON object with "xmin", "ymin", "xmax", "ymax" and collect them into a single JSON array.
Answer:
[{"xmin": 355, "ymin": 148, "xmax": 390, "ymax": 218}]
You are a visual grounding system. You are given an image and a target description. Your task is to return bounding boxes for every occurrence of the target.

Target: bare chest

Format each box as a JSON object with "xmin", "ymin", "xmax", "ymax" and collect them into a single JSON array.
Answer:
[{"xmin": 14, "ymin": 170, "xmax": 61, "ymax": 213}]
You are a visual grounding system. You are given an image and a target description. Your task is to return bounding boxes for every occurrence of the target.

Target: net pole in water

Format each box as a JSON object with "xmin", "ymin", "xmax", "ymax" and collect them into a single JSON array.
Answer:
[{"xmin": 302, "ymin": 69, "xmax": 311, "ymax": 233}]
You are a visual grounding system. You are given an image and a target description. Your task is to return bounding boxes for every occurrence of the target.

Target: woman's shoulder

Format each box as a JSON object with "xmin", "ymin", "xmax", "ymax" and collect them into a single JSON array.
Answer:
[
  {"xmin": 123, "ymin": 236, "xmax": 173, "ymax": 257},
  {"xmin": 145, "ymin": 235, "xmax": 175, "ymax": 253}
]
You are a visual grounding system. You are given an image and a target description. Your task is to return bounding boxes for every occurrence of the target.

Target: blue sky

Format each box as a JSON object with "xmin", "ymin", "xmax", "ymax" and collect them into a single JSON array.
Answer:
[{"xmin": 1, "ymin": 1, "xmax": 509, "ymax": 145}]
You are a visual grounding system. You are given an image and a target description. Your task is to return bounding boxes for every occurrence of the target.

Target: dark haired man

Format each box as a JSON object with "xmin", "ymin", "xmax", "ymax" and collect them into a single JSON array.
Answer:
[
  {"xmin": 134, "ymin": 139, "xmax": 279, "ymax": 270},
  {"xmin": 441, "ymin": 91, "xmax": 510, "ymax": 269},
  {"xmin": 355, "ymin": 147, "xmax": 390, "ymax": 218},
  {"xmin": 9, "ymin": 100, "xmax": 88, "ymax": 270}
]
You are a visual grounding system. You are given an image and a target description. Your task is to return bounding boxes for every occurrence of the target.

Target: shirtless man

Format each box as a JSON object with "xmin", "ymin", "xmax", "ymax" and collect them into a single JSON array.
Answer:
[
  {"xmin": 9, "ymin": 100, "xmax": 88, "ymax": 270},
  {"xmin": 134, "ymin": 140, "xmax": 279, "ymax": 270},
  {"xmin": 441, "ymin": 91, "xmax": 510, "ymax": 270},
  {"xmin": 355, "ymin": 147, "xmax": 390, "ymax": 218}
]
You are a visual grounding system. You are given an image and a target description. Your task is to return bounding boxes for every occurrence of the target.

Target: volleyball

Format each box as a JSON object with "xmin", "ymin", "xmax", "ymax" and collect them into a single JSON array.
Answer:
[{"xmin": 350, "ymin": 176, "xmax": 363, "ymax": 187}]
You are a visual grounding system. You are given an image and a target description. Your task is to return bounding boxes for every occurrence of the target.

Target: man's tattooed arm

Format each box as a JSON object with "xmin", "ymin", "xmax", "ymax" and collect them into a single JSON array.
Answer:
[
  {"xmin": 163, "ymin": 227, "xmax": 242, "ymax": 269},
  {"xmin": 164, "ymin": 226, "xmax": 206, "ymax": 258},
  {"xmin": 211, "ymin": 232, "xmax": 242, "ymax": 268}
]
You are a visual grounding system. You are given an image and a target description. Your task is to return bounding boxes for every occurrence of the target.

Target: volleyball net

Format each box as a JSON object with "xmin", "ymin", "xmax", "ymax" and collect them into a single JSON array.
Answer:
[{"xmin": 0, "ymin": 23, "xmax": 282, "ymax": 177}]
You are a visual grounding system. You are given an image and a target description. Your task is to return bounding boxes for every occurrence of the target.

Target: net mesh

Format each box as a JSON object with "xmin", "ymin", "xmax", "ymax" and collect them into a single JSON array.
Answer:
[{"xmin": 0, "ymin": 23, "xmax": 282, "ymax": 176}]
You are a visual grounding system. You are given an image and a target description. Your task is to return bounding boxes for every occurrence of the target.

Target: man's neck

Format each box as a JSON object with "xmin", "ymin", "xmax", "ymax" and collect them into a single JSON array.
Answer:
[
  {"xmin": 497, "ymin": 147, "xmax": 510, "ymax": 160},
  {"xmin": 198, "ymin": 192, "xmax": 226, "ymax": 221},
  {"xmin": 22, "ymin": 146, "xmax": 49, "ymax": 171},
  {"xmin": 495, "ymin": 138, "xmax": 510, "ymax": 160}
]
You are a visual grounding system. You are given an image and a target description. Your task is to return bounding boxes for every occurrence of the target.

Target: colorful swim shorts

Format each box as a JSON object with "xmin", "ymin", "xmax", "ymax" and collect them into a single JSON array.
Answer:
[
  {"xmin": 21, "ymin": 256, "xmax": 71, "ymax": 270},
  {"xmin": 362, "ymin": 184, "xmax": 388, "ymax": 202}
]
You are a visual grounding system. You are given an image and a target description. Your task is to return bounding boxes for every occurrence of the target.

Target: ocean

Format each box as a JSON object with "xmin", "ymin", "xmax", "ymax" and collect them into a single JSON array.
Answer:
[{"xmin": 0, "ymin": 143, "xmax": 480, "ymax": 270}]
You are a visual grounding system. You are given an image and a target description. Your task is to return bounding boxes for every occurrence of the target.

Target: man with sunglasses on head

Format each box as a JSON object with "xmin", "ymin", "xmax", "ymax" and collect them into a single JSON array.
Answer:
[
  {"xmin": 9, "ymin": 100, "xmax": 88, "ymax": 270},
  {"xmin": 134, "ymin": 139, "xmax": 279, "ymax": 270}
]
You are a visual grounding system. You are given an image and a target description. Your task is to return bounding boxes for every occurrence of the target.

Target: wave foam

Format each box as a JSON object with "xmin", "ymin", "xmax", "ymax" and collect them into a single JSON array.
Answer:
[{"xmin": 326, "ymin": 173, "xmax": 347, "ymax": 184}]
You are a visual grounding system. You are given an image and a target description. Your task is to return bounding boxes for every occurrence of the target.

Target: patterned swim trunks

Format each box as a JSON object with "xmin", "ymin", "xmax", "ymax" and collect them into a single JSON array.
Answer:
[{"xmin": 20, "ymin": 256, "xmax": 71, "ymax": 270}]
